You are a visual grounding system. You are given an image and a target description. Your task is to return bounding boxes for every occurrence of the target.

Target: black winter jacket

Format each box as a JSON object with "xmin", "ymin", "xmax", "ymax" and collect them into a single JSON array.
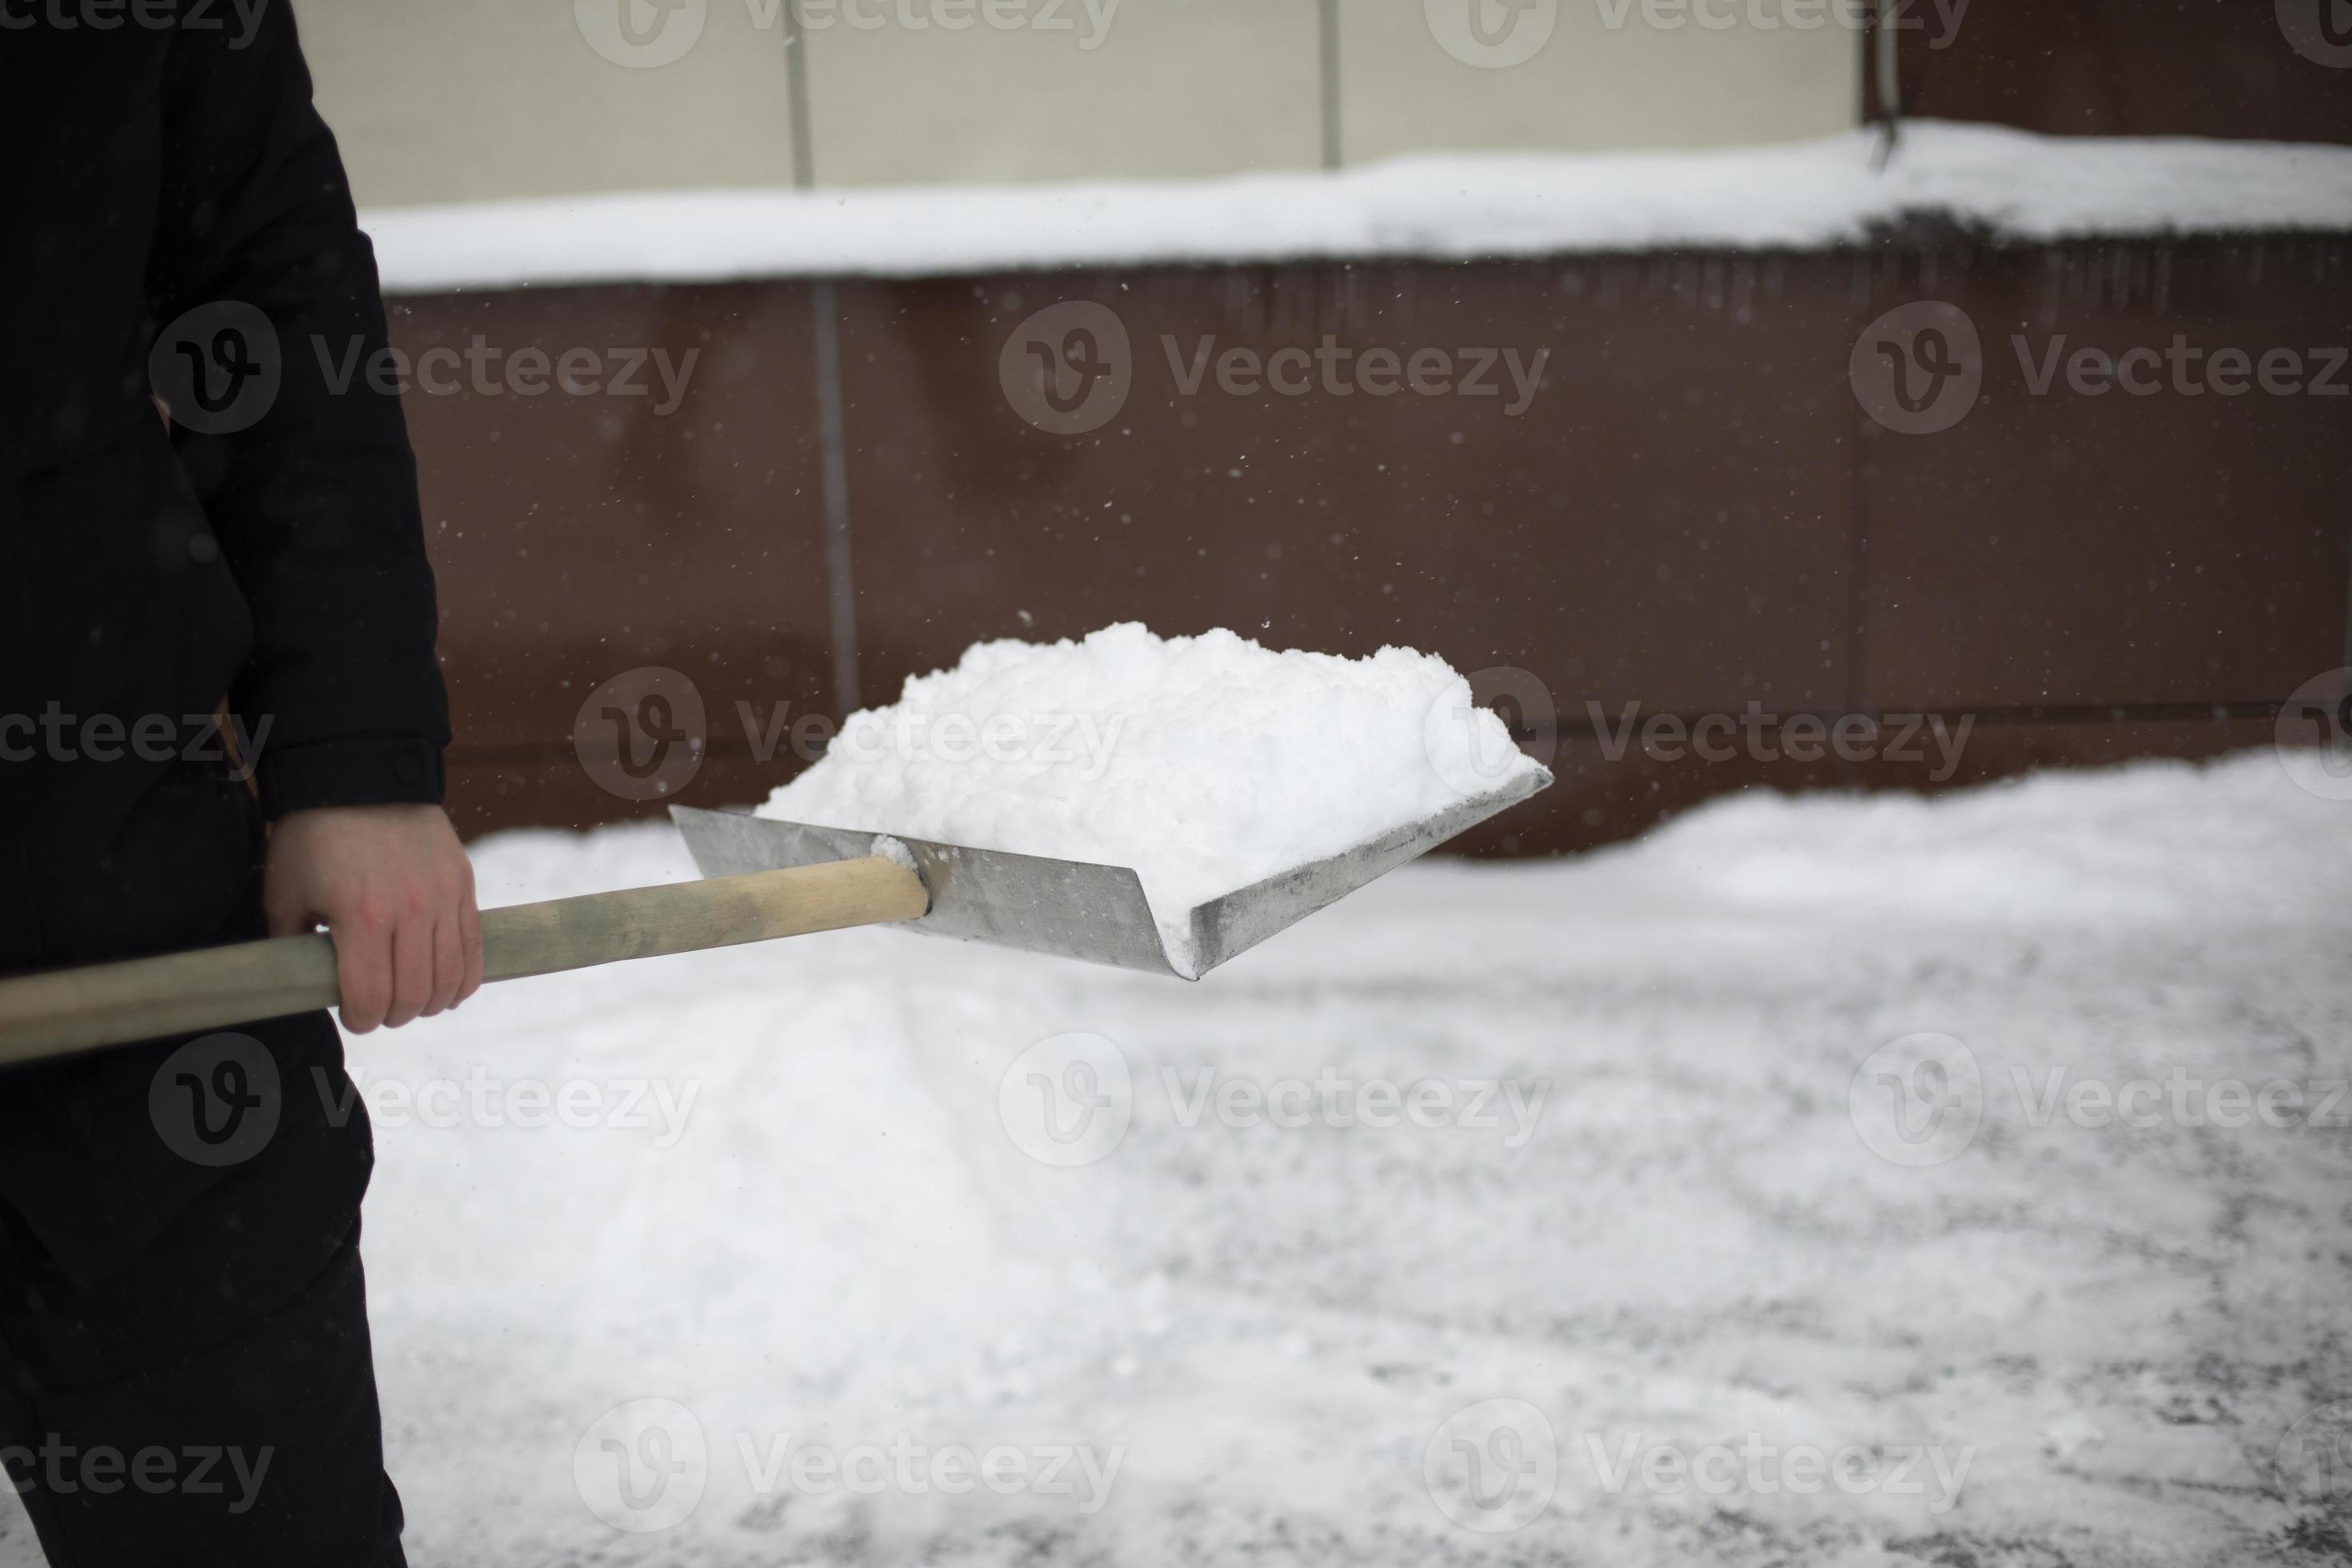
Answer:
[
  {"xmin": 0, "ymin": 1, "xmax": 444, "ymax": 1280},
  {"xmin": 0, "ymin": 0, "xmax": 449, "ymax": 975}
]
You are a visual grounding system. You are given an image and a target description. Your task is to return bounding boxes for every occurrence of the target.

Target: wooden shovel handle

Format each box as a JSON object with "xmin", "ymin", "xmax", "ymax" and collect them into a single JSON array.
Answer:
[{"xmin": 0, "ymin": 857, "xmax": 927, "ymax": 1069}]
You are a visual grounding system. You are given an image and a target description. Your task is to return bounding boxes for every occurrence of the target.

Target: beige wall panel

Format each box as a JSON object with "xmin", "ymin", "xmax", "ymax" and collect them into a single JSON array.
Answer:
[
  {"xmin": 298, "ymin": 0, "xmax": 1858, "ymax": 206},
  {"xmin": 297, "ymin": 0, "xmax": 802, "ymax": 206},
  {"xmin": 798, "ymin": 0, "xmax": 1325, "ymax": 186},
  {"xmin": 1341, "ymin": 0, "xmax": 1861, "ymax": 162}
]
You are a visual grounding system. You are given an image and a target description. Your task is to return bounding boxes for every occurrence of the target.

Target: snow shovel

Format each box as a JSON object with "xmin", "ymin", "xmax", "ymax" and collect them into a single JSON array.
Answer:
[{"xmin": 0, "ymin": 770, "xmax": 1547, "ymax": 1066}]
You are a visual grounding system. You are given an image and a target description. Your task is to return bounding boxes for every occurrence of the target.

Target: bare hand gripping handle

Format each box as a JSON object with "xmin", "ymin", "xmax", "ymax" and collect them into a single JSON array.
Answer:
[{"xmin": 0, "ymin": 858, "xmax": 929, "ymax": 1068}]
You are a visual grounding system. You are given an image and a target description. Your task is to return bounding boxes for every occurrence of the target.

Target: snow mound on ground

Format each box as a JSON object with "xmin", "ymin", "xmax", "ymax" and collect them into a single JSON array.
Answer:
[
  {"xmin": 757, "ymin": 622, "xmax": 1545, "ymax": 974},
  {"xmin": 10, "ymin": 752, "xmax": 2342, "ymax": 1568},
  {"xmin": 1624, "ymin": 754, "xmax": 2345, "ymax": 927}
]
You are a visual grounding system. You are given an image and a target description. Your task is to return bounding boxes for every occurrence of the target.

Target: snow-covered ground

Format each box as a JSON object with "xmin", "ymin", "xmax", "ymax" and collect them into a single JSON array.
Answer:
[{"xmin": 6, "ymin": 751, "xmax": 2349, "ymax": 1566}]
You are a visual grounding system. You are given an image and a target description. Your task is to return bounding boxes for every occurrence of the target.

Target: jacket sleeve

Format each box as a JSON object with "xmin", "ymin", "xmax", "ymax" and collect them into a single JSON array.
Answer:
[{"xmin": 146, "ymin": 0, "xmax": 450, "ymax": 819}]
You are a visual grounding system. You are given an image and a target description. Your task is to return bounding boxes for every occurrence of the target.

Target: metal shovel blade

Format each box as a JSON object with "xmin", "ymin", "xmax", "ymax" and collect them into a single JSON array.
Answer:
[{"xmin": 670, "ymin": 766, "xmax": 1550, "ymax": 979}]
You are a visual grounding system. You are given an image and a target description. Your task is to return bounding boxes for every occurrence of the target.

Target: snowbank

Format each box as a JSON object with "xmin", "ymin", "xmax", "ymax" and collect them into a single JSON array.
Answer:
[
  {"xmin": 362, "ymin": 122, "xmax": 2352, "ymax": 295},
  {"xmin": 6, "ymin": 752, "xmax": 2344, "ymax": 1567}
]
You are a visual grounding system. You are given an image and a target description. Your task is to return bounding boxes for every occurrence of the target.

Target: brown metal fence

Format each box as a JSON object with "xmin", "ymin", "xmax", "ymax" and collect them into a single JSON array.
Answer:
[{"xmin": 398, "ymin": 230, "xmax": 2350, "ymax": 854}]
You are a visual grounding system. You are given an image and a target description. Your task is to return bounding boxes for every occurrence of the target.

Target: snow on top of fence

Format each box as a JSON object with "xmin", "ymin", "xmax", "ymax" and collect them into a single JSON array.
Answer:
[{"xmin": 363, "ymin": 121, "xmax": 2352, "ymax": 295}]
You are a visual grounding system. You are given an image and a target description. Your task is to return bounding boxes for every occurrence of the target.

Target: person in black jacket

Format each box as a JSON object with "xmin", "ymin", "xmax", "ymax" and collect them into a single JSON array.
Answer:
[{"xmin": 0, "ymin": 4, "xmax": 478, "ymax": 1563}]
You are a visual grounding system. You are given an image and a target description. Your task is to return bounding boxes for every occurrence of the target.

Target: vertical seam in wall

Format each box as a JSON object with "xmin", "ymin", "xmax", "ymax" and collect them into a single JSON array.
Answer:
[
  {"xmin": 2342, "ymin": 506, "xmax": 2352, "ymax": 671},
  {"xmin": 1869, "ymin": 0, "xmax": 1900, "ymax": 165},
  {"xmin": 786, "ymin": 0, "xmax": 816, "ymax": 188},
  {"xmin": 1849, "ymin": 430, "xmax": 1870, "ymax": 715},
  {"xmin": 1846, "ymin": 262, "xmax": 1874, "ymax": 776},
  {"xmin": 1318, "ymin": 0, "xmax": 1342, "ymax": 171},
  {"xmin": 786, "ymin": 0, "xmax": 862, "ymax": 714},
  {"xmin": 811, "ymin": 280, "xmax": 861, "ymax": 715}
]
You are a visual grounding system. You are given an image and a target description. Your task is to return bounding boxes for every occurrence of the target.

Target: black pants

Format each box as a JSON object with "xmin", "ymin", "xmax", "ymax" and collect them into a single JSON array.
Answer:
[{"xmin": 0, "ymin": 1007, "xmax": 407, "ymax": 1567}]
